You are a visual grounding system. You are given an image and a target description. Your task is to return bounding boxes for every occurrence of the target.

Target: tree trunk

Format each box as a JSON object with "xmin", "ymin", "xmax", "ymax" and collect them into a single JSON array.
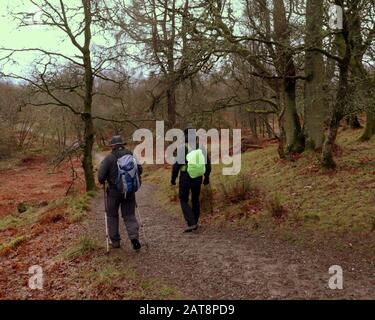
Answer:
[
  {"xmin": 284, "ymin": 77, "xmax": 304, "ymax": 152},
  {"xmin": 360, "ymin": 111, "xmax": 375, "ymax": 141},
  {"xmin": 82, "ymin": 112, "xmax": 95, "ymax": 191},
  {"xmin": 322, "ymin": 48, "xmax": 351, "ymax": 169},
  {"xmin": 273, "ymin": 0, "xmax": 304, "ymax": 153},
  {"xmin": 81, "ymin": 0, "xmax": 95, "ymax": 191},
  {"xmin": 346, "ymin": 114, "xmax": 362, "ymax": 129},
  {"xmin": 166, "ymin": 84, "xmax": 176, "ymax": 129},
  {"xmin": 321, "ymin": 0, "xmax": 353, "ymax": 169},
  {"xmin": 322, "ymin": 110, "xmax": 341, "ymax": 169},
  {"xmin": 304, "ymin": 0, "xmax": 327, "ymax": 150},
  {"xmin": 249, "ymin": 113, "xmax": 258, "ymax": 139}
]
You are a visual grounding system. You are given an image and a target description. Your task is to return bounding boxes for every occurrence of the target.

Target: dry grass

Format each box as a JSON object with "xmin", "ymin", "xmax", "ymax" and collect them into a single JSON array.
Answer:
[
  {"xmin": 144, "ymin": 129, "xmax": 375, "ymax": 241},
  {"xmin": 218, "ymin": 173, "xmax": 254, "ymax": 203},
  {"xmin": 0, "ymin": 235, "xmax": 28, "ymax": 256},
  {"xmin": 58, "ymin": 235, "xmax": 102, "ymax": 261},
  {"xmin": 68, "ymin": 254, "xmax": 182, "ymax": 300},
  {"xmin": 266, "ymin": 194, "xmax": 287, "ymax": 219},
  {"xmin": 38, "ymin": 207, "xmax": 67, "ymax": 225}
]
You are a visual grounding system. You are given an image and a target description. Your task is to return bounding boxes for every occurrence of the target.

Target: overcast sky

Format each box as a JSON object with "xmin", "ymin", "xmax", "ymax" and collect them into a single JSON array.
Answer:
[
  {"xmin": 0, "ymin": 0, "xmax": 244, "ymax": 78},
  {"xmin": 0, "ymin": 0, "xmax": 109, "ymax": 76},
  {"xmin": 0, "ymin": 2, "xmax": 72, "ymax": 48}
]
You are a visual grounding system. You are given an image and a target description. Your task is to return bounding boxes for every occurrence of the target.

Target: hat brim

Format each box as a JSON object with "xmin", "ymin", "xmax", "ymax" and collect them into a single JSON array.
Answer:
[{"xmin": 110, "ymin": 142, "xmax": 127, "ymax": 146}]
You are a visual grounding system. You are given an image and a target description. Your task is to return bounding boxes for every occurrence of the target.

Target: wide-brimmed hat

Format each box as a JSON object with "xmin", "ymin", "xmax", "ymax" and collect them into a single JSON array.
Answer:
[{"xmin": 110, "ymin": 135, "xmax": 126, "ymax": 146}]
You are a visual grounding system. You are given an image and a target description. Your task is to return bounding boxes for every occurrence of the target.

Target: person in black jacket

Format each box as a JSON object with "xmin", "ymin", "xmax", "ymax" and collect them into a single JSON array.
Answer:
[
  {"xmin": 98, "ymin": 135, "xmax": 142, "ymax": 251},
  {"xmin": 171, "ymin": 125, "xmax": 211, "ymax": 233}
]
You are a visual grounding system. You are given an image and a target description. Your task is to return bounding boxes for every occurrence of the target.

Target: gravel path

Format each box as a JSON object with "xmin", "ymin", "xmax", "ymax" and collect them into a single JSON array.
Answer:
[{"xmin": 90, "ymin": 184, "xmax": 374, "ymax": 300}]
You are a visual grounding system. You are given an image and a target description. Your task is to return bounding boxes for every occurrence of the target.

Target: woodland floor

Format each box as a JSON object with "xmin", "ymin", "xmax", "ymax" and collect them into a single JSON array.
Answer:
[
  {"xmin": 1, "ymin": 179, "xmax": 374, "ymax": 299},
  {"xmin": 87, "ymin": 184, "xmax": 375, "ymax": 299},
  {"xmin": 0, "ymin": 153, "xmax": 85, "ymax": 217},
  {"xmin": 0, "ymin": 129, "xmax": 374, "ymax": 299}
]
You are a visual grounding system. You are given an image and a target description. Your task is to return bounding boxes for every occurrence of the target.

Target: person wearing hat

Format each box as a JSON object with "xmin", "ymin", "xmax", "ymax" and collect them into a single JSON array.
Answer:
[
  {"xmin": 171, "ymin": 125, "xmax": 211, "ymax": 233},
  {"xmin": 98, "ymin": 135, "xmax": 142, "ymax": 250}
]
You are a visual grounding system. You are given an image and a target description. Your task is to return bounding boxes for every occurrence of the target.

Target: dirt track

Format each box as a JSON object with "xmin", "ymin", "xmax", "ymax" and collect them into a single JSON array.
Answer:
[{"xmin": 90, "ymin": 184, "xmax": 375, "ymax": 299}]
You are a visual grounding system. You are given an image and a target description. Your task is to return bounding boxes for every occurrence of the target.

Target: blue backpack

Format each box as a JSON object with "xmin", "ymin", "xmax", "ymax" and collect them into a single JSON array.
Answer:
[{"xmin": 116, "ymin": 154, "xmax": 141, "ymax": 196}]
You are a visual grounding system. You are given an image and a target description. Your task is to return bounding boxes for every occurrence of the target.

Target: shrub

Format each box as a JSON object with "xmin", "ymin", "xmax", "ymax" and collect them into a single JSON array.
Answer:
[
  {"xmin": 0, "ymin": 124, "xmax": 16, "ymax": 159},
  {"xmin": 219, "ymin": 173, "xmax": 254, "ymax": 203},
  {"xmin": 38, "ymin": 208, "xmax": 67, "ymax": 224},
  {"xmin": 17, "ymin": 202, "xmax": 28, "ymax": 213},
  {"xmin": 200, "ymin": 185, "xmax": 214, "ymax": 215},
  {"xmin": 60, "ymin": 235, "xmax": 101, "ymax": 261},
  {"xmin": 168, "ymin": 186, "xmax": 179, "ymax": 203},
  {"xmin": 267, "ymin": 194, "xmax": 287, "ymax": 219}
]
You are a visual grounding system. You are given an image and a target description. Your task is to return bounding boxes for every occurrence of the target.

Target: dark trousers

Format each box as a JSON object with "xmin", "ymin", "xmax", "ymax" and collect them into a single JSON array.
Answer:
[
  {"xmin": 106, "ymin": 191, "xmax": 139, "ymax": 242},
  {"xmin": 179, "ymin": 173, "xmax": 202, "ymax": 227}
]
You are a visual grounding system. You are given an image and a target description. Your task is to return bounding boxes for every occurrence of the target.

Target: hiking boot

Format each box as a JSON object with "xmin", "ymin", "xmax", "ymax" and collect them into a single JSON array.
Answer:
[
  {"xmin": 111, "ymin": 241, "xmax": 121, "ymax": 249},
  {"xmin": 131, "ymin": 239, "xmax": 141, "ymax": 251},
  {"xmin": 184, "ymin": 225, "xmax": 198, "ymax": 233}
]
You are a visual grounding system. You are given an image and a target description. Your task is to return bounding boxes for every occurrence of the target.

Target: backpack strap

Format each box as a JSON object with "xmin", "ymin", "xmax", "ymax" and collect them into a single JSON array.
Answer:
[
  {"xmin": 181, "ymin": 144, "xmax": 191, "ymax": 171},
  {"xmin": 181, "ymin": 143, "xmax": 197, "ymax": 172}
]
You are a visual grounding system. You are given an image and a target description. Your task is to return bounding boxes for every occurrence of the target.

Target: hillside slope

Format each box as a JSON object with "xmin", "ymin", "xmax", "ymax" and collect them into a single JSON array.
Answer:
[{"xmin": 145, "ymin": 129, "xmax": 375, "ymax": 259}]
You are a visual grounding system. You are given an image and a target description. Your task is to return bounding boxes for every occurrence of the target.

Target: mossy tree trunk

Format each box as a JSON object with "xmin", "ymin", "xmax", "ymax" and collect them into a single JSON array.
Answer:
[
  {"xmin": 322, "ymin": 4, "xmax": 351, "ymax": 169},
  {"xmin": 360, "ymin": 112, "xmax": 375, "ymax": 141},
  {"xmin": 321, "ymin": 62, "xmax": 350, "ymax": 169},
  {"xmin": 304, "ymin": 0, "xmax": 327, "ymax": 150},
  {"xmin": 273, "ymin": 0, "xmax": 304, "ymax": 153},
  {"xmin": 284, "ymin": 78, "xmax": 304, "ymax": 153}
]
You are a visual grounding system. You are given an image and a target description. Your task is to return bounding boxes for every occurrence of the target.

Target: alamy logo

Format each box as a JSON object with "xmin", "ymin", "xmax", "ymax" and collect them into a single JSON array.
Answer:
[
  {"xmin": 329, "ymin": 5, "xmax": 343, "ymax": 30},
  {"xmin": 132, "ymin": 121, "xmax": 242, "ymax": 176},
  {"xmin": 28, "ymin": 265, "xmax": 43, "ymax": 290},
  {"xmin": 328, "ymin": 265, "xmax": 343, "ymax": 290}
]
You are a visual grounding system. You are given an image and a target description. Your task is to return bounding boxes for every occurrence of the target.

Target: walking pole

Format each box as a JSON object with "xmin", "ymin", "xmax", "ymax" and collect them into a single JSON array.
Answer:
[
  {"xmin": 136, "ymin": 202, "xmax": 149, "ymax": 250},
  {"xmin": 103, "ymin": 182, "xmax": 110, "ymax": 254}
]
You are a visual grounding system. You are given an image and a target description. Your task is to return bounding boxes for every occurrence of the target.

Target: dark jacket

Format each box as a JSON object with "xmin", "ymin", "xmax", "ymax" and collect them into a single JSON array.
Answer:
[
  {"xmin": 171, "ymin": 143, "xmax": 211, "ymax": 184},
  {"xmin": 98, "ymin": 146, "xmax": 143, "ymax": 196}
]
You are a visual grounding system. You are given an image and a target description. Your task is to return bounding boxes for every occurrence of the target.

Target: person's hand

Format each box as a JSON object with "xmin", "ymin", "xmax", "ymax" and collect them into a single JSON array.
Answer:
[
  {"xmin": 171, "ymin": 179, "xmax": 177, "ymax": 186},
  {"xmin": 203, "ymin": 177, "xmax": 210, "ymax": 186}
]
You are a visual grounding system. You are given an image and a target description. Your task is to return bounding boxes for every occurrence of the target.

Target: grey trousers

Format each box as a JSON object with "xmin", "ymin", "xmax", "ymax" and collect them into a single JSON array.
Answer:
[{"xmin": 106, "ymin": 192, "xmax": 139, "ymax": 242}]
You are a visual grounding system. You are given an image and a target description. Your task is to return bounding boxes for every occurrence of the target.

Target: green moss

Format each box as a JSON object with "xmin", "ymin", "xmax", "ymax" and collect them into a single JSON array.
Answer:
[
  {"xmin": 66, "ymin": 192, "xmax": 96, "ymax": 223},
  {"xmin": 0, "ymin": 192, "xmax": 94, "ymax": 233},
  {"xmin": 0, "ymin": 205, "xmax": 43, "ymax": 231},
  {"xmin": 0, "ymin": 214, "xmax": 23, "ymax": 231}
]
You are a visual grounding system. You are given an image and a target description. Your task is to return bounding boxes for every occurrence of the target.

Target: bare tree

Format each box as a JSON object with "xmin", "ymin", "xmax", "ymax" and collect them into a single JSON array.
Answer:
[
  {"xmin": 186, "ymin": 0, "xmax": 306, "ymax": 155},
  {"xmin": 0, "ymin": 0, "xmax": 132, "ymax": 191},
  {"xmin": 104, "ymin": 0, "xmax": 217, "ymax": 128}
]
